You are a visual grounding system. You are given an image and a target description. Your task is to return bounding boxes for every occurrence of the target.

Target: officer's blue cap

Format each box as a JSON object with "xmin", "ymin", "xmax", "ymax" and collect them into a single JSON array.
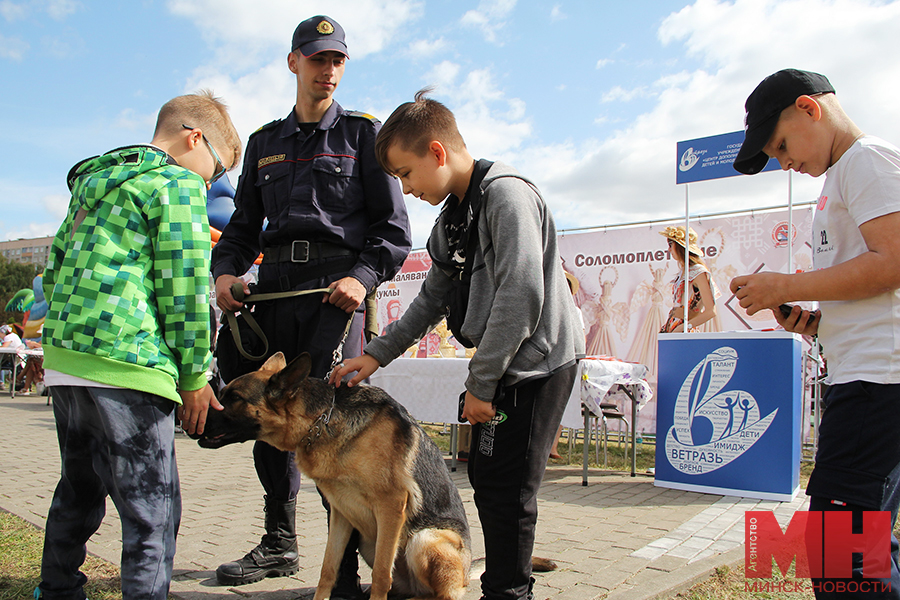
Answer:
[{"xmin": 292, "ymin": 15, "xmax": 349, "ymax": 58}]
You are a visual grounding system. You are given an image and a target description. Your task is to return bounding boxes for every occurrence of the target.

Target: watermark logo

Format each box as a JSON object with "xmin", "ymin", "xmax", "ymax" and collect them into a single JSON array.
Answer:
[
  {"xmin": 745, "ymin": 510, "xmax": 892, "ymax": 592},
  {"xmin": 664, "ymin": 347, "xmax": 776, "ymax": 474}
]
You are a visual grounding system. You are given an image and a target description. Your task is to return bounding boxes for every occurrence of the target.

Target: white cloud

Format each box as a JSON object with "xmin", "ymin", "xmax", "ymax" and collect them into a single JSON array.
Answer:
[
  {"xmin": 166, "ymin": 0, "xmax": 423, "ymax": 69},
  {"xmin": 0, "ymin": 193, "xmax": 68, "ymax": 241},
  {"xmin": 512, "ymin": 0, "xmax": 900, "ymax": 232},
  {"xmin": 550, "ymin": 4, "xmax": 566, "ymax": 21},
  {"xmin": 0, "ymin": 33, "xmax": 27, "ymax": 60},
  {"xmin": 45, "ymin": 0, "xmax": 78, "ymax": 20},
  {"xmin": 424, "ymin": 60, "xmax": 461, "ymax": 89},
  {"xmin": 460, "ymin": 0, "xmax": 517, "ymax": 44},
  {"xmin": 0, "ymin": 0, "xmax": 78, "ymax": 21},
  {"xmin": 595, "ymin": 58, "xmax": 613, "ymax": 69},
  {"xmin": 43, "ymin": 193, "xmax": 69, "ymax": 221},
  {"xmin": 407, "ymin": 37, "xmax": 447, "ymax": 61},
  {"xmin": 0, "ymin": 1, "xmax": 26, "ymax": 21},
  {"xmin": 601, "ymin": 85, "xmax": 653, "ymax": 103},
  {"xmin": 114, "ymin": 108, "xmax": 157, "ymax": 133}
]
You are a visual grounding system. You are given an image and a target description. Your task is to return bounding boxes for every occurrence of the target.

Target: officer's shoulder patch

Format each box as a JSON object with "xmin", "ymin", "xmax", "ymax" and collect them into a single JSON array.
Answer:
[
  {"xmin": 250, "ymin": 118, "xmax": 282, "ymax": 136},
  {"xmin": 344, "ymin": 110, "xmax": 381, "ymax": 124}
]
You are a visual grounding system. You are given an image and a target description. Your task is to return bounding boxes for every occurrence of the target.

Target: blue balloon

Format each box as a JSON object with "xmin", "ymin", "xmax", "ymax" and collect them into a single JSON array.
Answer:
[{"xmin": 207, "ymin": 175, "xmax": 236, "ymax": 231}]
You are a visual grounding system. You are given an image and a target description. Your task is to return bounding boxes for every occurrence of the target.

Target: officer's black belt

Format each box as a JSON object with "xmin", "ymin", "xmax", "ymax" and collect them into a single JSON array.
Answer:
[
  {"xmin": 262, "ymin": 240, "xmax": 356, "ymax": 264},
  {"xmin": 253, "ymin": 255, "xmax": 359, "ymax": 295}
]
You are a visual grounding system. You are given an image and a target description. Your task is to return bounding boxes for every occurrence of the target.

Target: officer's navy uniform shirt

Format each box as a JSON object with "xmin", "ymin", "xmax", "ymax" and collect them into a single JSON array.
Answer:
[{"xmin": 211, "ymin": 101, "xmax": 411, "ymax": 292}]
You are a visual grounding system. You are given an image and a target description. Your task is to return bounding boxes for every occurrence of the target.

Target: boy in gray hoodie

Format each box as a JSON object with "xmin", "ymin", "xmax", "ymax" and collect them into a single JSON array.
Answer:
[{"xmin": 330, "ymin": 89, "xmax": 584, "ymax": 600}]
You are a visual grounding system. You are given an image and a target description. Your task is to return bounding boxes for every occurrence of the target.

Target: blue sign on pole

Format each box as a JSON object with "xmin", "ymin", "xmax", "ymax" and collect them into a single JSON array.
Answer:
[{"xmin": 676, "ymin": 130, "xmax": 781, "ymax": 184}]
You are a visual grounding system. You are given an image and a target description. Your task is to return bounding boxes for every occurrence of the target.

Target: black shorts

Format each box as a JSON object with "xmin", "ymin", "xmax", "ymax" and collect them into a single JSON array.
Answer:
[{"xmin": 807, "ymin": 381, "xmax": 900, "ymax": 510}]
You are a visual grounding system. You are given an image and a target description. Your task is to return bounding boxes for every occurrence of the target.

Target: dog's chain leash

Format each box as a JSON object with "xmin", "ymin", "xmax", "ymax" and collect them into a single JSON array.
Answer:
[{"xmin": 304, "ymin": 313, "xmax": 355, "ymax": 449}]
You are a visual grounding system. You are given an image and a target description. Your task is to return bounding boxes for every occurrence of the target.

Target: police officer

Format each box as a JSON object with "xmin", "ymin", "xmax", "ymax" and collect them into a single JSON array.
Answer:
[{"xmin": 211, "ymin": 15, "xmax": 411, "ymax": 598}]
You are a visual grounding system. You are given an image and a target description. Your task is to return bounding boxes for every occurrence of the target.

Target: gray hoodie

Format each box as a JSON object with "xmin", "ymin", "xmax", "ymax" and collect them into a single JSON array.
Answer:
[{"xmin": 364, "ymin": 162, "xmax": 585, "ymax": 401}]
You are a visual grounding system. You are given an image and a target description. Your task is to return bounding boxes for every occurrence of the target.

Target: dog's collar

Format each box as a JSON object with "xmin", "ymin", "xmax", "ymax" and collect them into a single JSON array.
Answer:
[{"xmin": 304, "ymin": 391, "xmax": 337, "ymax": 449}]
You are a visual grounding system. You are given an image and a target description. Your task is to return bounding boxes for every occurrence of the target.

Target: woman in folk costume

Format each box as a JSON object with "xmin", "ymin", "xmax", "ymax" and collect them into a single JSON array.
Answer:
[{"xmin": 659, "ymin": 225, "xmax": 720, "ymax": 333}]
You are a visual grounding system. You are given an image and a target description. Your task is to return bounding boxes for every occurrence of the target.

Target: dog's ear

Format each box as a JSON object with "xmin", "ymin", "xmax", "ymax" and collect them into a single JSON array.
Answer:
[
  {"xmin": 267, "ymin": 352, "xmax": 312, "ymax": 394},
  {"xmin": 260, "ymin": 352, "xmax": 287, "ymax": 373}
]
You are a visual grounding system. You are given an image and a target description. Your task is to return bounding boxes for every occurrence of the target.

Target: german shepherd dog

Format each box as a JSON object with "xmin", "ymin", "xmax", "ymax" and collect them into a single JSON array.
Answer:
[{"xmin": 193, "ymin": 351, "xmax": 472, "ymax": 600}]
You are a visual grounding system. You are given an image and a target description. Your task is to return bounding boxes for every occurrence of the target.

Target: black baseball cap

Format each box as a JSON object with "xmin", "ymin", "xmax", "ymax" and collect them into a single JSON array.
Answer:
[
  {"xmin": 291, "ymin": 15, "xmax": 349, "ymax": 58},
  {"xmin": 733, "ymin": 69, "xmax": 835, "ymax": 175}
]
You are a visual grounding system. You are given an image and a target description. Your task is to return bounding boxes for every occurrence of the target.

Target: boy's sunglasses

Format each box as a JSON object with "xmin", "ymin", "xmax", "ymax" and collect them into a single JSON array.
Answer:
[{"xmin": 182, "ymin": 124, "xmax": 227, "ymax": 183}]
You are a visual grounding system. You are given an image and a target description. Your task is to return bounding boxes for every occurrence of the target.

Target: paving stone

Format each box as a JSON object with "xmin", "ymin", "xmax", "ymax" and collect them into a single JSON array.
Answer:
[{"xmin": 0, "ymin": 394, "xmax": 806, "ymax": 600}]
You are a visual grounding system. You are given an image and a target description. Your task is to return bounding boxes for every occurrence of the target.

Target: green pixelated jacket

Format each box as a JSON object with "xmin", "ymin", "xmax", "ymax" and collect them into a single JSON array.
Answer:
[{"xmin": 42, "ymin": 145, "xmax": 212, "ymax": 404}]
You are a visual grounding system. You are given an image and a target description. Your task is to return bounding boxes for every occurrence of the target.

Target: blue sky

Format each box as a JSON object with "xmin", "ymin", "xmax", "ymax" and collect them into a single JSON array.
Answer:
[{"xmin": 3, "ymin": 0, "xmax": 900, "ymax": 248}]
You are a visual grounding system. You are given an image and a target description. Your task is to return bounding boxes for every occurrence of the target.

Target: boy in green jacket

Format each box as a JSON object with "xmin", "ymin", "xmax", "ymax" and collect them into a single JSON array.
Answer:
[{"xmin": 37, "ymin": 90, "xmax": 241, "ymax": 600}]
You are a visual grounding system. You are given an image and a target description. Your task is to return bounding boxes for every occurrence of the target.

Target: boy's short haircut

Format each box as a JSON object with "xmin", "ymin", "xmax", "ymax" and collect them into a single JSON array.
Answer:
[
  {"xmin": 375, "ymin": 87, "xmax": 466, "ymax": 174},
  {"xmin": 154, "ymin": 90, "xmax": 242, "ymax": 170}
]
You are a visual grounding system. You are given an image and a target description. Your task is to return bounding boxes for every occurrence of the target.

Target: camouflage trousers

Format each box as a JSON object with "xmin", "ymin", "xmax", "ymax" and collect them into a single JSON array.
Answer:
[{"xmin": 38, "ymin": 386, "xmax": 181, "ymax": 600}]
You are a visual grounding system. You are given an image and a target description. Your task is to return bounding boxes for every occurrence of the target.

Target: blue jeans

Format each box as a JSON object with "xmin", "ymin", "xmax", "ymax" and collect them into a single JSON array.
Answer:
[{"xmin": 39, "ymin": 386, "xmax": 180, "ymax": 600}]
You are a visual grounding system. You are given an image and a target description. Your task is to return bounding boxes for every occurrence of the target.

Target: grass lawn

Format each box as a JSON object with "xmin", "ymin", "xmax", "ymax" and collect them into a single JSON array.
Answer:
[{"xmin": 0, "ymin": 509, "xmax": 122, "ymax": 600}]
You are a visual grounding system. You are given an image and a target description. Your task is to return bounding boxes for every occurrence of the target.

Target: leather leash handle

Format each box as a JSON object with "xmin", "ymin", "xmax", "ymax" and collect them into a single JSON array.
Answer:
[{"xmin": 222, "ymin": 280, "xmax": 337, "ymax": 363}]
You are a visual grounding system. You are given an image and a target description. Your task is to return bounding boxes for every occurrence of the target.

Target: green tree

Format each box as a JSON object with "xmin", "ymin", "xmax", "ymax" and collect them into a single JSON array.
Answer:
[{"xmin": 0, "ymin": 255, "xmax": 43, "ymax": 327}]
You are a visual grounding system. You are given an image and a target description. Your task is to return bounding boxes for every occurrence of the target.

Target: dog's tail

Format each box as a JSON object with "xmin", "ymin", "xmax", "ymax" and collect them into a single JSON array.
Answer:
[{"xmin": 531, "ymin": 556, "xmax": 558, "ymax": 572}]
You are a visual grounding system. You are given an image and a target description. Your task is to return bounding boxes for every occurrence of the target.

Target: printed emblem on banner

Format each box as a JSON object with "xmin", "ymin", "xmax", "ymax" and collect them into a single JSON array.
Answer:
[
  {"xmin": 664, "ymin": 346, "xmax": 777, "ymax": 475},
  {"xmin": 679, "ymin": 147, "xmax": 700, "ymax": 172},
  {"xmin": 771, "ymin": 222, "xmax": 796, "ymax": 248}
]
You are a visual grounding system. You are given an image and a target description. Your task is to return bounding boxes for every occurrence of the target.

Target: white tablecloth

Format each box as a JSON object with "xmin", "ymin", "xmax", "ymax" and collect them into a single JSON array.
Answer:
[
  {"xmin": 369, "ymin": 356, "xmax": 652, "ymax": 430},
  {"xmin": 572, "ymin": 356, "xmax": 653, "ymax": 417}
]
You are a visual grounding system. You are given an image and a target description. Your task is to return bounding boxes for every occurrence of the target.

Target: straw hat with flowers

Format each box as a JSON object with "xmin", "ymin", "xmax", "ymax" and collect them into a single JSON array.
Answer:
[{"xmin": 659, "ymin": 225, "xmax": 702, "ymax": 258}]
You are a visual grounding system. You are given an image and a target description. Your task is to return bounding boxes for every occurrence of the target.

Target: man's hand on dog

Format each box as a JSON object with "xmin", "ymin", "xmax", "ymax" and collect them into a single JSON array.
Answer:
[
  {"xmin": 324, "ymin": 276, "xmax": 366, "ymax": 313},
  {"xmin": 215, "ymin": 274, "xmax": 249, "ymax": 312},
  {"xmin": 329, "ymin": 354, "xmax": 381, "ymax": 387},
  {"xmin": 178, "ymin": 383, "xmax": 223, "ymax": 435},
  {"xmin": 461, "ymin": 391, "xmax": 495, "ymax": 424}
]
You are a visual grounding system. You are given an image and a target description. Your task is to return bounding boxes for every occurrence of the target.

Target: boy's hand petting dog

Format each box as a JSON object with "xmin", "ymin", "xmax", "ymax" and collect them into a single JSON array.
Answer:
[
  {"xmin": 462, "ymin": 391, "xmax": 495, "ymax": 424},
  {"xmin": 329, "ymin": 353, "xmax": 381, "ymax": 387},
  {"xmin": 178, "ymin": 383, "xmax": 223, "ymax": 436}
]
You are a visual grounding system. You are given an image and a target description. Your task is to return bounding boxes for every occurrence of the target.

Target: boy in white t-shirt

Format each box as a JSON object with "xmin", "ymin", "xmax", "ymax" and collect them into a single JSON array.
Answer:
[{"xmin": 731, "ymin": 69, "xmax": 900, "ymax": 598}]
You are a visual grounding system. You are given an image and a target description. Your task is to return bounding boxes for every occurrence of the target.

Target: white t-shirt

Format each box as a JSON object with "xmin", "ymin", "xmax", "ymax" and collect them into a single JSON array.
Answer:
[
  {"xmin": 813, "ymin": 135, "xmax": 900, "ymax": 384},
  {"xmin": 2, "ymin": 332, "xmax": 23, "ymax": 350},
  {"xmin": 1, "ymin": 331, "xmax": 25, "ymax": 365}
]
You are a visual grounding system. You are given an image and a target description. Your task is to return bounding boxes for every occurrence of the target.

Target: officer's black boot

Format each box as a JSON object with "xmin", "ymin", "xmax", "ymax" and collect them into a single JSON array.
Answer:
[
  {"xmin": 216, "ymin": 496, "xmax": 299, "ymax": 585},
  {"xmin": 330, "ymin": 529, "xmax": 365, "ymax": 599}
]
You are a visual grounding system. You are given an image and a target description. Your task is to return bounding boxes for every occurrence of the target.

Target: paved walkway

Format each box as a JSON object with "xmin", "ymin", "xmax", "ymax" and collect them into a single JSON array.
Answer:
[{"xmin": 0, "ymin": 392, "xmax": 808, "ymax": 600}]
